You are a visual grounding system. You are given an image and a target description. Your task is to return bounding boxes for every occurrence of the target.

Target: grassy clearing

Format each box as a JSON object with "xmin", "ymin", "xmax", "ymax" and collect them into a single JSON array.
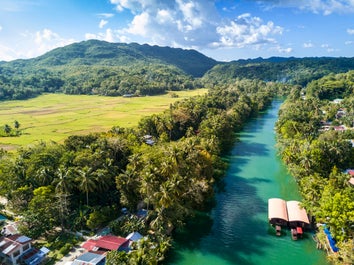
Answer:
[{"xmin": 0, "ymin": 89, "xmax": 208, "ymax": 150}]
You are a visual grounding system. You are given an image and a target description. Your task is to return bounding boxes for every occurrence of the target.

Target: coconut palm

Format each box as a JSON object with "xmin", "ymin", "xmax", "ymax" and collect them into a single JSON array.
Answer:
[{"xmin": 76, "ymin": 166, "xmax": 97, "ymax": 206}]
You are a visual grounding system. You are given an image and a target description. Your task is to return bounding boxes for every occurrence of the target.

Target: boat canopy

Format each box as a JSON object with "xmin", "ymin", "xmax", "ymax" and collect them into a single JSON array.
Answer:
[
  {"xmin": 268, "ymin": 198, "xmax": 288, "ymax": 222},
  {"xmin": 286, "ymin": 201, "xmax": 310, "ymax": 224}
]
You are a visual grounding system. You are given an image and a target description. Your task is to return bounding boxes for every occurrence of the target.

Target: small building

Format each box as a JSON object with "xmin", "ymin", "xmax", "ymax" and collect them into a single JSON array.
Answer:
[
  {"xmin": 20, "ymin": 246, "xmax": 50, "ymax": 265},
  {"xmin": 72, "ymin": 252, "xmax": 105, "ymax": 265},
  {"xmin": 0, "ymin": 234, "xmax": 32, "ymax": 265},
  {"xmin": 333, "ymin": 125, "xmax": 346, "ymax": 131},
  {"xmin": 345, "ymin": 169, "xmax": 354, "ymax": 186},
  {"xmin": 142, "ymin": 135, "xmax": 155, "ymax": 146},
  {"xmin": 82, "ymin": 235, "xmax": 129, "ymax": 252},
  {"xmin": 126, "ymin": 231, "xmax": 143, "ymax": 242},
  {"xmin": 286, "ymin": 200, "xmax": 310, "ymax": 228},
  {"xmin": 1, "ymin": 222, "xmax": 20, "ymax": 236},
  {"xmin": 268, "ymin": 198, "xmax": 288, "ymax": 226},
  {"xmin": 349, "ymin": 177, "xmax": 354, "ymax": 186}
]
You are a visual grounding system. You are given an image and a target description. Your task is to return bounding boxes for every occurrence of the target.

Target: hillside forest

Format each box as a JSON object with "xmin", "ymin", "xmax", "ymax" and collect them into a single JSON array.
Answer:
[{"xmin": 0, "ymin": 40, "xmax": 353, "ymax": 264}]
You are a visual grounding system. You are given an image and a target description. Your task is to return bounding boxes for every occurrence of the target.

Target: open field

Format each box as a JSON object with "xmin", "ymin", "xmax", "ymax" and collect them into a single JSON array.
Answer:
[{"xmin": 0, "ymin": 89, "xmax": 208, "ymax": 150}]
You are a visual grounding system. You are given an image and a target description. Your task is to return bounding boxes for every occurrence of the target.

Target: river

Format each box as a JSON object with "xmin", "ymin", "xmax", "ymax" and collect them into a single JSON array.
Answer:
[{"xmin": 167, "ymin": 100, "xmax": 329, "ymax": 265}]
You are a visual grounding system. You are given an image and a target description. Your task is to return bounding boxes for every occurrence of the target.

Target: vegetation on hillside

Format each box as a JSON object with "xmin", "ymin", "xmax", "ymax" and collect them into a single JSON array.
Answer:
[
  {"xmin": 0, "ymin": 40, "xmax": 215, "ymax": 100},
  {"xmin": 202, "ymin": 57, "xmax": 354, "ymax": 87}
]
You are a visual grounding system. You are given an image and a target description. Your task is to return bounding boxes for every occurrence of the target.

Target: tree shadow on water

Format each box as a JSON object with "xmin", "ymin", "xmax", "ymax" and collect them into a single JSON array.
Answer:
[{"xmin": 167, "ymin": 175, "xmax": 271, "ymax": 265}]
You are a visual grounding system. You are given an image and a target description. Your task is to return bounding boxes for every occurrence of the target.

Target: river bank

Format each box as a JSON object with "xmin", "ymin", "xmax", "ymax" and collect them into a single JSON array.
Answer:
[{"xmin": 167, "ymin": 100, "xmax": 329, "ymax": 265}]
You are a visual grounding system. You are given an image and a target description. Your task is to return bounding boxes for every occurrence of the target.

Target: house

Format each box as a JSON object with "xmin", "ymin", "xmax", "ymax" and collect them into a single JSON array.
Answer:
[
  {"xmin": 125, "ymin": 232, "xmax": 143, "ymax": 242},
  {"xmin": 333, "ymin": 125, "xmax": 346, "ymax": 131},
  {"xmin": 72, "ymin": 252, "xmax": 105, "ymax": 265},
  {"xmin": 345, "ymin": 169, "xmax": 354, "ymax": 176},
  {"xmin": 1, "ymin": 222, "xmax": 19, "ymax": 236},
  {"xmin": 335, "ymin": 108, "xmax": 346, "ymax": 119},
  {"xmin": 82, "ymin": 235, "xmax": 129, "ymax": 252},
  {"xmin": 345, "ymin": 169, "xmax": 354, "ymax": 186},
  {"xmin": 20, "ymin": 246, "xmax": 50, "ymax": 265},
  {"xmin": 125, "ymin": 231, "xmax": 143, "ymax": 249},
  {"xmin": 143, "ymin": 135, "xmax": 155, "ymax": 146},
  {"xmin": 0, "ymin": 235, "xmax": 32, "ymax": 264},
  {"xmin": 332, "ymin": 99, "xmax": 343, "ymax": 104},
  {"xmin": 350, "ymin": 139, "xmax": 354, "ymax": 148}
]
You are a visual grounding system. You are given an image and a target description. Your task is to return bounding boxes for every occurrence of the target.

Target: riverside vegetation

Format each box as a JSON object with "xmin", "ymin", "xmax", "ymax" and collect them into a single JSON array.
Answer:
[
  {"xmin": 276, "ymin": 71, "xmax": 354, "ymax": 264},
  {"xmin": 0, "ymin": 40, "xmax": 353, "ymax": 264}
]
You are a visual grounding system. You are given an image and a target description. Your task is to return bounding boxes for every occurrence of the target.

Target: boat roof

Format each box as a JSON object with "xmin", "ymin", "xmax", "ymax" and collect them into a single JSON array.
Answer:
[
  {"xmin": 268, "ymin": 198, "xmax": 288, "ymax": 221},
  {"xmin": 286, "ymin": 201, "xmax": 310, "ymax": 224}
]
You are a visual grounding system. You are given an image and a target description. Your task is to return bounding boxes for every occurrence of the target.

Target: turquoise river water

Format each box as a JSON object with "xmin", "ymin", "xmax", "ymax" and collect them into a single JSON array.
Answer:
[{"xmin": 167, "ymin": 100, "xmax": 329, "ymax": 265}]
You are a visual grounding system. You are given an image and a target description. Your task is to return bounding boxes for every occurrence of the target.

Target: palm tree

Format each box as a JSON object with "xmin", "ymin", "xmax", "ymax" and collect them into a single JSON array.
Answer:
[
  {"xmin": 53, "ymin": 167, "xmax": 74, "ymax": 194},
  {"xmin": 76, "ymin": 166, "xmax": 96, "ymax": 206},
  {"xmin": 53, "ymin": 167, "xmax": 75, "ymax": 229}
]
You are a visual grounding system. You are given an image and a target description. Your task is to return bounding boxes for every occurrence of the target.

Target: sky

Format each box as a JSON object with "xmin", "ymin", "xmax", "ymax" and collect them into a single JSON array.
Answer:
[{"xmin": 0, "ymin": 0, "xmax": 353, "ymax": 62}]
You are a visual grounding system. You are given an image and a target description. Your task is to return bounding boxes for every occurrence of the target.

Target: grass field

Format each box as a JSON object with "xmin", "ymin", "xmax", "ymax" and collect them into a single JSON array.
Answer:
[{"xmin": 0, "ymin": 89, "xmax": 208, "ymax": 150}]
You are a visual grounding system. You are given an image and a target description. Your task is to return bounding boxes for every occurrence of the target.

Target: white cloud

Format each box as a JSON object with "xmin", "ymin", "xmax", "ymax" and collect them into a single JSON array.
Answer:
[
  {"xmin": 33, "ymin": 29, "xmax": 76, "ymax": 57},
  {"xmin": 97, "ymin": 13, "xmax": 114, "ymax": 18},
  {"xmin": 0, "ymin": 25, "xmax": 2, "ymax": 31},
  {"xmin": 347, "ymin": 28, "xmax": 354, "ymax": 34},
  {"xmin": 321, "ymin": 43, "xmax": 329, "ymax": 48},
  {"xmin": 0, "ymin": 28, "xmax": 76, "ymax": 61},
  {"xmin": 99, "ymin": 19, "xmax": 108, "ymax": 29},
  {"xmin": 303, "ymin": 42, "xmax": 314, "ymax": 48},
  {"xmin": 106, "ymin": 0, "xmax": 287, "ymax": 52},
  {"xmin": 213, "ymin": 14, "xmax": 283, "ymax": 48},
  {"xmin": 257, "ymin": 0, "xmax": 354, "ymax": 15},
  {"xmin": 0, "ymin": 44, "xmax": 18, "ymax": 61},
  {"xmin": 345, "ymin": 40, "xmax": 354, "ymax": 45},
  {"xmin": 85, "ymin": 28, "xmax": 119, "ymax": 42},
  {"xmin": 273, "ymin": 46, "xmax": 293, "ymax": 54},
  {"xmin": 156, "ymin": 9, "xmax": 174, "ymax": 24},
  {"xmin": 125, "ymin": 12, "xmax": 150, "ymax": 36}
]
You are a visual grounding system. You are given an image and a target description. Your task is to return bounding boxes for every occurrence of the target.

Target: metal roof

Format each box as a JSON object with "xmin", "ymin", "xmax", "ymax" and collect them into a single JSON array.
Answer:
[
  {"xmin": 268, "ymin": 198, "xmax": 288, "ymax": 221},
  {"xmin": 286, "ymin": 201, "xmax": 310, "ymax": 224}
]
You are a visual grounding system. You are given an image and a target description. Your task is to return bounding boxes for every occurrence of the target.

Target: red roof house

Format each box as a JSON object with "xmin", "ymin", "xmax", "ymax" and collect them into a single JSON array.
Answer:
[{"xmin": 82, "ymin": 236, "xmax": 129, "ymax": 252}]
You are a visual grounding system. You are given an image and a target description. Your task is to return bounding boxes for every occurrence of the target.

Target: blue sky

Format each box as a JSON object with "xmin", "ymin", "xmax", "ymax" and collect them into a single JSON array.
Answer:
[{"xmin": 0, "ymin": 0, "xmax": 353, "ymax": 61}]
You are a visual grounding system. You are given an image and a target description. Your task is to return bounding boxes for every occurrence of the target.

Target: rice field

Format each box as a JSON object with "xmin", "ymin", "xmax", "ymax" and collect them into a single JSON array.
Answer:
[{"xmin": 0, "ymin": 89, "xmax": 207, "ymax": 150}]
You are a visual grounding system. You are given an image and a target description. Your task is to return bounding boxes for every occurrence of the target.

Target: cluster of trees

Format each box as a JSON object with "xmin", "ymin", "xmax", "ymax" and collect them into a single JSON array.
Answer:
[
  {"xmin": 202, "ymin": 57, "xmax": 354, "ymax": 87},
  {"xmin": 0, "ymin": 120, "xmax": 20, "ymax": 137},
  {"xmin": 0, "ymin": 63, "xmax": 199, "ymax": 100},
  {"xmin": 0, "ymin": 79, "xmax": 283, "ymax": 263},
  {"xmin": 276, "ymin": 71, "xmax": 354, "ymax": 264}
]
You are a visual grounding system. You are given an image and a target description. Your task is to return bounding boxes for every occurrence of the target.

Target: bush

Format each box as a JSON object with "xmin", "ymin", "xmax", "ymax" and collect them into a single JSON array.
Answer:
[{"xmin": 59, "ymin": 243, "xmax": 73, "ymax": 255}]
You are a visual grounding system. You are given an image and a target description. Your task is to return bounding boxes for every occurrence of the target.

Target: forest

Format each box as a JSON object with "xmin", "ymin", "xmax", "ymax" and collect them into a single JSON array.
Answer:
[
  {"xmin": 276, "ymin": 70, "xmax": 354, "ymax": 264},
  {"xmin": 0, "ymin": 78, "xmax": 282, "ymax": 263}
]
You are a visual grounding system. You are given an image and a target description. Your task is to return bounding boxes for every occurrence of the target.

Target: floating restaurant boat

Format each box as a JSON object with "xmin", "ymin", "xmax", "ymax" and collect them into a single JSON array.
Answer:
[
  {"xmin": 268, "ymin": 198, "xmax": 288, "ymax": 236},
  {"xmin": 268, "ymin": 198, "xmax": 310, "ymax": 239}
]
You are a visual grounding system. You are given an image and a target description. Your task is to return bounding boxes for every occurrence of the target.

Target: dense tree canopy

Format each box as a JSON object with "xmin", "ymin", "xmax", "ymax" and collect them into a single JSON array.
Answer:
[{"xmin": 276, "ymin": 70, "xmax": 354, "ymax": 264}]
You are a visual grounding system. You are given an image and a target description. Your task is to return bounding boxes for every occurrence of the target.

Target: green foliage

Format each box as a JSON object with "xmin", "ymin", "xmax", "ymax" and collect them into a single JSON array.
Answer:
[
  {"xmin": 86, "ymin": 206, "xmax": 117, "ymax": 230},
  {"xmin": 0, "ymin": 74, "xmax": 277, "ymax": 262},
  {"xmin": 59, "ymin": 243, "xmax": 73, "ymax": 255},
  {"xmin": 306, "ymin": 71, "xmax": 354, "ymax": 100},
  {"xmin": 202, "ymin": 57, "xmax": 354, "ymax": 88},
  {"xmin": 0, "ymin": 40, "xmax": 215, "ymax": 100},
  {"xmin": 276, "ymin": 70, "xmax": 354, "ymax": 264}
]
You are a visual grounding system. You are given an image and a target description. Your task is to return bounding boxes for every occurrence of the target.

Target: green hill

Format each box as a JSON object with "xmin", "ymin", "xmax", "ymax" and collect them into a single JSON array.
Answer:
[
  {"xmin": 202, "ymin": 57, "xmax": 354, "ymax": 86},
  {"xmin": 0, "ymin": 40, "xmax": 217, "ymax": 100}
]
